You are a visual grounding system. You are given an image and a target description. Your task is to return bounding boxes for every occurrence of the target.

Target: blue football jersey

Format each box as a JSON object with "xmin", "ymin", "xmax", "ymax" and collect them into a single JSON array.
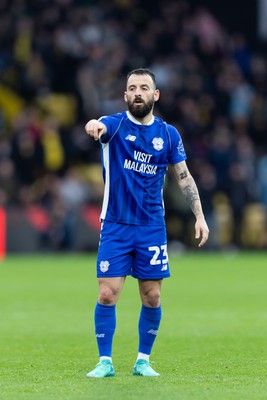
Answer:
[{"xmin": 99, "ymin": 111, "xmax": 187, "ymax": 225}]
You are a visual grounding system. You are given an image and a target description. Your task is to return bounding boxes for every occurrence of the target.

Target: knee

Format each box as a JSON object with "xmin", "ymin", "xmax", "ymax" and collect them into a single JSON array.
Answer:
[
  {"xmin": 142, "ymin": 289, "xmax": 161, "ymax": 308},
  {"xmin": 98, "ymin": 286, "xmax": 118, "ymax": 305}
]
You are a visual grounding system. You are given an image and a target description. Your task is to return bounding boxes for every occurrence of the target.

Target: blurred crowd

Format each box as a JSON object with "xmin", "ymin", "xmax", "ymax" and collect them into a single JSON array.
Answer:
[{"xmin": 0, "ymin": 0, "xmax": 267, "ymax": 250}]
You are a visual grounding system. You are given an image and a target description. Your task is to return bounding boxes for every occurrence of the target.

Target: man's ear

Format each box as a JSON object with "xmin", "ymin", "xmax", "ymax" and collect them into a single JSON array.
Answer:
[
  {"xmin": 154, "ymin": 89, "xmax": 160, "ymax": 102},
  {"xmin": 124, "ymin": 92, "xmax": 128, "ymax": 103}
]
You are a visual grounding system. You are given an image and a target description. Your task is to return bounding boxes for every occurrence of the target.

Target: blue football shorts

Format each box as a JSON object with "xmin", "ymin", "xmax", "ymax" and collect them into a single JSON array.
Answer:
[{"xmin": 96, "ymin": 220, "xmax": 170, "ymax": 280}]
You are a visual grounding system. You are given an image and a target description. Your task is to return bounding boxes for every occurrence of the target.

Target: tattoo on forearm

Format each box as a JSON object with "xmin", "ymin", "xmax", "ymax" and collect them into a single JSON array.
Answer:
[
  {"xmin": 180, "ymin": 170, "xmax": 188, "ymax": 179},
  {"xmin": 182, "ymin": 184, "xmax": 201, "ymax": 215},
  {"xmin": 172, "ymin": 165, "xmax": 203, "ymax": 216}
]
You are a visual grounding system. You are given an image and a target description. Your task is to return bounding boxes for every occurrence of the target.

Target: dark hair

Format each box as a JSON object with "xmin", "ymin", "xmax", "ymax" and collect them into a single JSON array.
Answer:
[{"xmin": 126, "ymin": 68, "xmax": 156, "ymax": 88}]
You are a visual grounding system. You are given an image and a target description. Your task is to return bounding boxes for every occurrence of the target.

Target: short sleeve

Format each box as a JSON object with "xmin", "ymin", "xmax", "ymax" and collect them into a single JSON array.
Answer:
[
  {"xmin": 98, "ymin": 116, "xmax": 111, "ymax": 143},
  {"xmin": 167, "ymin": 124, "xmax": 187, "ymax": 164},
  {"xmin": 99, "ymin": 114, "xmax": 124, "ymax": 144}
]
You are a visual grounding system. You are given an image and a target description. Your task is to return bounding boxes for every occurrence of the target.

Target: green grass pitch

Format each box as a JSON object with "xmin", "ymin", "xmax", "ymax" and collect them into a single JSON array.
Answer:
[{"xmin": 0, "ymin": 252, "xmax": 267, "ymax": 400}]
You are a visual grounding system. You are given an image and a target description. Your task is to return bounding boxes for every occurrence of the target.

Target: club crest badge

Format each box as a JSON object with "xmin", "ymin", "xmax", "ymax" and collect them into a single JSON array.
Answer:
[
  {"xmin": 152, "ymin": 137, "xmax": 164, "ymax": 151},
  {"xmin": 100, "ymin": 260, "xmax": 110, "ymax": 273}
]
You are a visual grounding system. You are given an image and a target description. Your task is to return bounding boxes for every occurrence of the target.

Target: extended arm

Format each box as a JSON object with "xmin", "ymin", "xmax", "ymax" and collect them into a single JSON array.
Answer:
[
  {"xmin": 170, "ymin": 161, "xmax": 209, "ymax": 247},
  {"xmin": 85, "ymin": 119, "xmax": 107, "ymax": 141}
]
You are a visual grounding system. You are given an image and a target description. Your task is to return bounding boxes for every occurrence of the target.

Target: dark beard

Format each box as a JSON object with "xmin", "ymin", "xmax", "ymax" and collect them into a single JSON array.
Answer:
[{"xmin": 127, "ymin": 98, "xmax": 154, "ymax": 119}]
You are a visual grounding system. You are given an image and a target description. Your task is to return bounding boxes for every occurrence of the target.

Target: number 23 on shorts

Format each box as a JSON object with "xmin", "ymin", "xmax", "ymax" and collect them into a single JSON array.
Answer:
[{"xmin": 148, "ymin": 244, "xmax": 168, "ymax": 265}]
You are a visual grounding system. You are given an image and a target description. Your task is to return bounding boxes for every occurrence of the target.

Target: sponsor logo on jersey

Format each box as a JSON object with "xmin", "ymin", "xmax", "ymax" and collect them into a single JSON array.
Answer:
[
  {"xmin": 161, "ymin": 264, "xmax": 168, "ymax": 271},
  {"xmin": 125, "ymin": 134, "xmax": 137, "ymax": 141},
  {"xmin": 152, "ymin": 137, "xmax": 164, "ymax": 151},
  {"xmin": 124, "ymin": 150, "xmax": 157, "ymax": 175},
  {"xmin": 100, "ymin": 260, "xmax": 110, "ymax": 273},
  {"xmin": 124, "ymin": 159, "xmax": 157, "ymax": 174}
]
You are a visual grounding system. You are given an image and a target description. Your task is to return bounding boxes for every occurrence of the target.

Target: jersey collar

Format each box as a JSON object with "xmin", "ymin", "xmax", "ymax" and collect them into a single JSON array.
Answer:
[{"xmin": 126, "ymin": 111, "xmax": 155, "ymax": 126}]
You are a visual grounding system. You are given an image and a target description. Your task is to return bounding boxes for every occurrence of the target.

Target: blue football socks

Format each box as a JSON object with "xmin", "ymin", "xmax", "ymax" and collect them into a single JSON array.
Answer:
[
  {"xmin": 94, "ymin": 302, "xmax": 116, "ymax": 357},
  {"xmin": 138, "ymin": 304, "xmax": 162, "ymax": 356}
]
